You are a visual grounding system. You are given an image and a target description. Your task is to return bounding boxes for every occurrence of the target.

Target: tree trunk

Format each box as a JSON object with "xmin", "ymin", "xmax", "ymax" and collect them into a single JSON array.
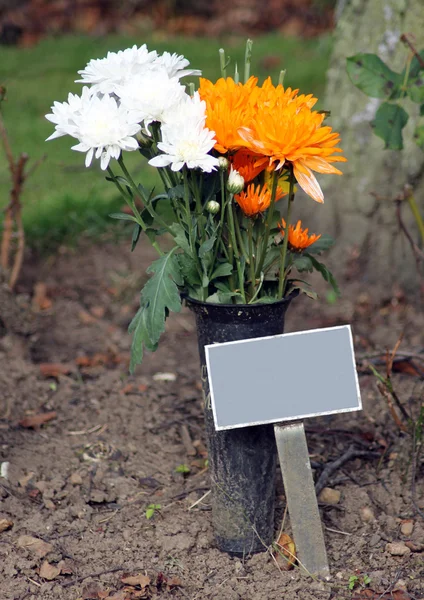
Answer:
[{"xmin": 306, "ymin": 0, "xmax": 424, "ymax": 298}]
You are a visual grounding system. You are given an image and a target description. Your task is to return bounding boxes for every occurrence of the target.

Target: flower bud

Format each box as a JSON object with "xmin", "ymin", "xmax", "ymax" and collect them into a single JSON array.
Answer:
[
  {"xmin": 218, "ymin": 156, "xmax": 229, "ymax": 170},
  {"xmin": 136, "ymin": 131, "xmax": 153, "ymax": 148},
  {"xmin": 227, "ymin": 167, "xmax": 245, "ymax": 194},
  {"xmin": 206, "ymin": 200, "xmax": 220, "ymax": 215}
]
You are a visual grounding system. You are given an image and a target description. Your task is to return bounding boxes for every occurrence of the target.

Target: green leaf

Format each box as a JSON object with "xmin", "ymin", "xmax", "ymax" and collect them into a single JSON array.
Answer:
[
  {"xmin": 202, "ymin": 272, "xmax": 210, "ymax": 288},
  {"xmin": 169, "ymin": 223, "xmax": 192, "ymax": 257},
  {"xmin": 210, "ymin": 262, "xmax": 233, "ymax": 280},
  {"xmin": 306, "ymin": 234, "xmax": 335, "ymax": 255},
  {"xmin": 128, "ymin": 305, "xmax": 158, "ymax": 373},
  {"xmin": 178, "ymin": 253, "xmax": 201, "ymax": 286},
  {"xmin": 263, "ymin": 245, "xmax": 281, "ymax": 272},
  {"xmin": 413, "ymin": 123, "xmax": 424, "ymax": 150},
  {"xmin": 371, "ymin": 102, "xmax": 409, "ymax": 150},
  {"xmin": 145, "ymin": 508, "xmax": 155, "ymax": 519},
  {"xmin": 199, "ymin": 234, "xmax": 216, "ymax": 259},
  {"xmin": 168, "ymin": 184, "xmax": 185, "ymax": 200},
  {"xmin": 109, "ymin": 212, "xmax": 138, "ymax": 222},
  {"xmin": 141, "ymin": 250, "xmax": 183, "ymax": 344},
  {"xmin": 306, "ymin": 254, "xmax": 340, "ymax": 296},
  {"xmin": 407, "ymin": 76, "xmax": 424, "ymax": 104},
  {"xmin": 290, "ymin": 284, "xmax": 318, "ymax": 300},
  {"xmin": 131, "ymin": 224, "xmax": 142, "ymax": 252},
  {"xmin": 206, "ymin": 291, "xmax": 234, "ymax": 304},
  {"xmin": 293, "ymin": 255, "xmax": 313, "ymax": 272},
  {"xmin": 346, "ymin": 53, "xmax": 403, "ymax": 98}
]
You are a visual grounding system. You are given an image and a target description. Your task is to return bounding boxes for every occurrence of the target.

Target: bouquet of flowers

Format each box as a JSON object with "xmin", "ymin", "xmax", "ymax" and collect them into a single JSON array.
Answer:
[{"xmin": 46, "ymin": 41, "xmax": 346, "ymax": 371}]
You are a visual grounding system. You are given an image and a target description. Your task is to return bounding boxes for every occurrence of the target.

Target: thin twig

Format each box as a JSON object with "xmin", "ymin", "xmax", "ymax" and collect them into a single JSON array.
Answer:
[
  {"xmin": 62, "ymin": 566, "xmax": 125, "ymax": 588},
  {"xmin": 315, "ymin": 446, "xmax": 381, "ymax": 496}
]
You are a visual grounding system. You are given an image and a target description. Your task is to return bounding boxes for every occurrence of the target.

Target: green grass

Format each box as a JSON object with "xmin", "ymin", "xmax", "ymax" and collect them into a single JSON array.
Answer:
[{"xmin": 0, "ymin": 32, "xmax": 332, "ymax": 251}]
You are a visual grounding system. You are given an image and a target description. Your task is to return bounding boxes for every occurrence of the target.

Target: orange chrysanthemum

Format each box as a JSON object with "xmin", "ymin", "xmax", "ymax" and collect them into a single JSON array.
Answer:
[
  {"xmin": 238, "ymin": 78, "xmax": 346, "ymax": 203},
  {"xmin": 230, "ymin": 149, "xmax": 267, "ymax": 182},
  {"xmin": 198, "ymin": 76, "xmax": 258, "ymax": 154},
  {"xmin": 235, "ymin": 183, "xmax": 286, "ymax": 218},
  {"xmin": 279, "ymin": 219, "xmax": 321, "ymax": 251}
]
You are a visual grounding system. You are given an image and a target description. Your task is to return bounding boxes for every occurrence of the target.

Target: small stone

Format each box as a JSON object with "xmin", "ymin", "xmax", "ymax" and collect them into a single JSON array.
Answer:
[
  {"xmin": 153, "ymin": 372, "xmax": 177, "ymax": 382},
  {"xmin": 18, "ymin": 472, "xmax": 36, "ymax": 488},
  {"xmin": 369, "ymin": 533, "xmax": 381, "ymax": 547},
  {"xmin": 400, "ymin": 519, "xmax": 414, "ymax": 536},
  {"xmin": 385, "ymin": 542, "xmax": 411, "ymax": 557},
  {"xmin": 69, "ymin": 472, "xmax": 83, "ymax": 486},
  {"xmin": 393, "ymin": 579, "xmax": 408, "ymax": 592},
  {"xmin": 360, "ymin": 506, "xmax": 375, "ymax": 523},
  {"xmin": 0, "ymin": 518, "xmax": 13, "ymax": 532},
  {"xmin": 43, "ymin": 498, "xmax": 56, "ymax": 510},
  {"xmin": 90, "ymin": 489, "xmax": 107, "ymax": 503},
  {"xmin": 318, "ymin": 487, "xmax": 341, "ymax": 505}
]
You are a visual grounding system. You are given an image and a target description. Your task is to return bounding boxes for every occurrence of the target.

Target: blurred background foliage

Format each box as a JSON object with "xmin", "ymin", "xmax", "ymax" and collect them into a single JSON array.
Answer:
[{"xmin": 0, "ymin": 0, "xmax": 335, "ymax": 252}]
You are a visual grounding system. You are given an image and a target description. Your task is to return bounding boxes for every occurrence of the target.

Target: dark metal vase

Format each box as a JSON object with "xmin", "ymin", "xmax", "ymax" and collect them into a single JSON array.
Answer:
[{"xmin": 185, "ymin": 295, "xmax": 296, "ymax": 556}]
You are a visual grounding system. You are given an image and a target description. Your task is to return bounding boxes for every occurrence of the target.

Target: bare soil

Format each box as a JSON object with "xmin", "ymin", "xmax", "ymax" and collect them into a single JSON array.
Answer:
[{"xmin": 1, "ymin": 239, "xmax": 424, "ymax": 600}]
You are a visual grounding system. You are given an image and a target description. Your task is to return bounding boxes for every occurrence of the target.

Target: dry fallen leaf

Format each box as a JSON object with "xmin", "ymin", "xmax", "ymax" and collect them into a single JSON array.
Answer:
[
  {"xmin": 16, "ymin": 535, "xmax": 52, "ymax": 557},
  {"xmin": 81, "ymin": 582, "xmax": 104, "ymax": 599},
  {"xmin": 39, "ymin": 559, "xmax": 61, "ymax": 580},
  {"xmin": 19, "ymin": 411, "xmax": 57, "ymax": 429},
  {"xmin": 353, "ymin": 591, "xmax": 410, "ymax": 600},
  {"xmin": 78, "ymin": 310, "xmax": 98, "ymax": 325},
  {"xmin": 32, "ymin": 282, "xmax": 52, "ymax": 311},
  {"xmin": 0, "ymin": 518, "xmax": 13, "ymax": 533},
  {"xmin": 166, "ymin": 576, "xmax": 182, "ymax": 590},
  {"xmin": 274, "ymin": 532, "xmax": 296, "ymax": 570},
  {"xmin": 39, "ymin": 363, "xmax": 73, "ymax": 378},
  {"xmin": 90, "ymin": 306, "xmax": 106, "ymax": 319},
  {"xmin": 120, "ymin": 384, "xmax": 135, "ymax": 395},
  {"xmin": 121, "ymin": 574, "xmax": 150, "ymax": 589}
]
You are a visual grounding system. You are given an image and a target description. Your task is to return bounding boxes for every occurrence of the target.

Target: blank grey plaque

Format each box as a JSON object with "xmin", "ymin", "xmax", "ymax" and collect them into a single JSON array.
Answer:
[{"xmin": 205, "ymin": 325, "xmax": 361, "ymax": 430}]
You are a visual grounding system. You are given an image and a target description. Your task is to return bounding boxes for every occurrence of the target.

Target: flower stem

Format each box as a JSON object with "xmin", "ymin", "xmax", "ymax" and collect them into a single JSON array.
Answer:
[
  {"xmin": 107, "ymin": 166, "xmax": 163, "ymax": 256},
  {"xmin": 219, "ymin": 170, "xmax": 235, "ymax": 292},
  {"xmin": 255, "ymin": 169, "xmax": 279, "ymax": 278},
  {"xmin": 183, "ymin": 167, "xmax": 203, "ymax": 285},
  {"xmin": 228, "ymin": 195, "xmax": 246, "ymax": 303},
  {"xmin": 118, "ymin": 155, "xmax": 173, "ymax": 235},
  {"xmin": 209, "ymin": 171, "xmax": 228, "ymax": 277},
  {"xmin": 244, "ymin": 39, "xmax": 253, "ymax": 83},
  {"xmin": 278, "ymin": 169, "xmax": 296, "ymax": 299},
  {"xmin": 248, "ymin": 220, "xmax": 256, "ymax": 298}
]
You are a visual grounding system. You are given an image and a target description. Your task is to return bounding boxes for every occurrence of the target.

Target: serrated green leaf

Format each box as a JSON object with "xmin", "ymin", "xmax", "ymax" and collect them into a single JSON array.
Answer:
[
  {"xmin": 210, "ymin": 262, "xmax": 233, "ymax": 280},
  {"xmin": 169, "ymin": 223, "xmax": 192, "ymax": 257},
  {"xmin": 371, "ymin": 102, "xmax": 409, "ymax": 150},
  {"xmin": 347, "ymin": 53, "xmax": 403, "ymax": 98},
  {"xmin": 109, "ymin": 212, "xmax": 138, "ymax": 222},
  {"xmin": 293, "ymin": 255, "xmax": 313, "ymax": 272},
  {"xmin": 306, "ymin": 254, "xmax": 340, "ymax": 296},
  {"xmin": 168, "ymin": 184, "xmax": 185, "ymax": 199},
  {"xmin": 199, "ymin": 234, "xmax": 216, "ymax": 259},
  {"xmin": 407, "ymin": 76, "xmax": 424, "ymax": 104},
  {"xmin": 306, "ymin": 233, "xmax": 335, "ymax": 255},
  {"xmin": 178, "ymin": 253, "xmax": 201, "ymax": 286},
  {"xmin": 131, "ymin": 224, "xmax": 142, "ymax": 252},
  {"xmin": 128, "ymin": 305, "xmax": 158, "ymax": 373},
  {"xmin": 141, "ymin": 250, "xmax": 183, "ymax": 344}
]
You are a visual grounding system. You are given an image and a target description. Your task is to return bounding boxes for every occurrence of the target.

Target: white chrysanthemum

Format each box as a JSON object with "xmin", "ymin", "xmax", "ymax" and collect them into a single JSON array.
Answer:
[
  {"xmin": 45, "ymin": 86, "xmax": 93, "ymax": 140},
  {"xmin": 154, "ymin": 51, "xmax": 201, "ymax": 79},
  {"xmin": 76, "ymin": 44, "xmax": 158, "ymax": 94},
  {"xmin": 46, "ymin": 92, "xmax": 141, "ymax": 170},
  {"xmin": 162, "ymin": 91, "xmax": 206, "ymax": 125},
  {"xmin": 118, "ymin": 69, "xmax": 186, "ymax": 131},
  {"xmin": 149, "ymin": 95, "xmax": 219, "ymax": 173}
]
